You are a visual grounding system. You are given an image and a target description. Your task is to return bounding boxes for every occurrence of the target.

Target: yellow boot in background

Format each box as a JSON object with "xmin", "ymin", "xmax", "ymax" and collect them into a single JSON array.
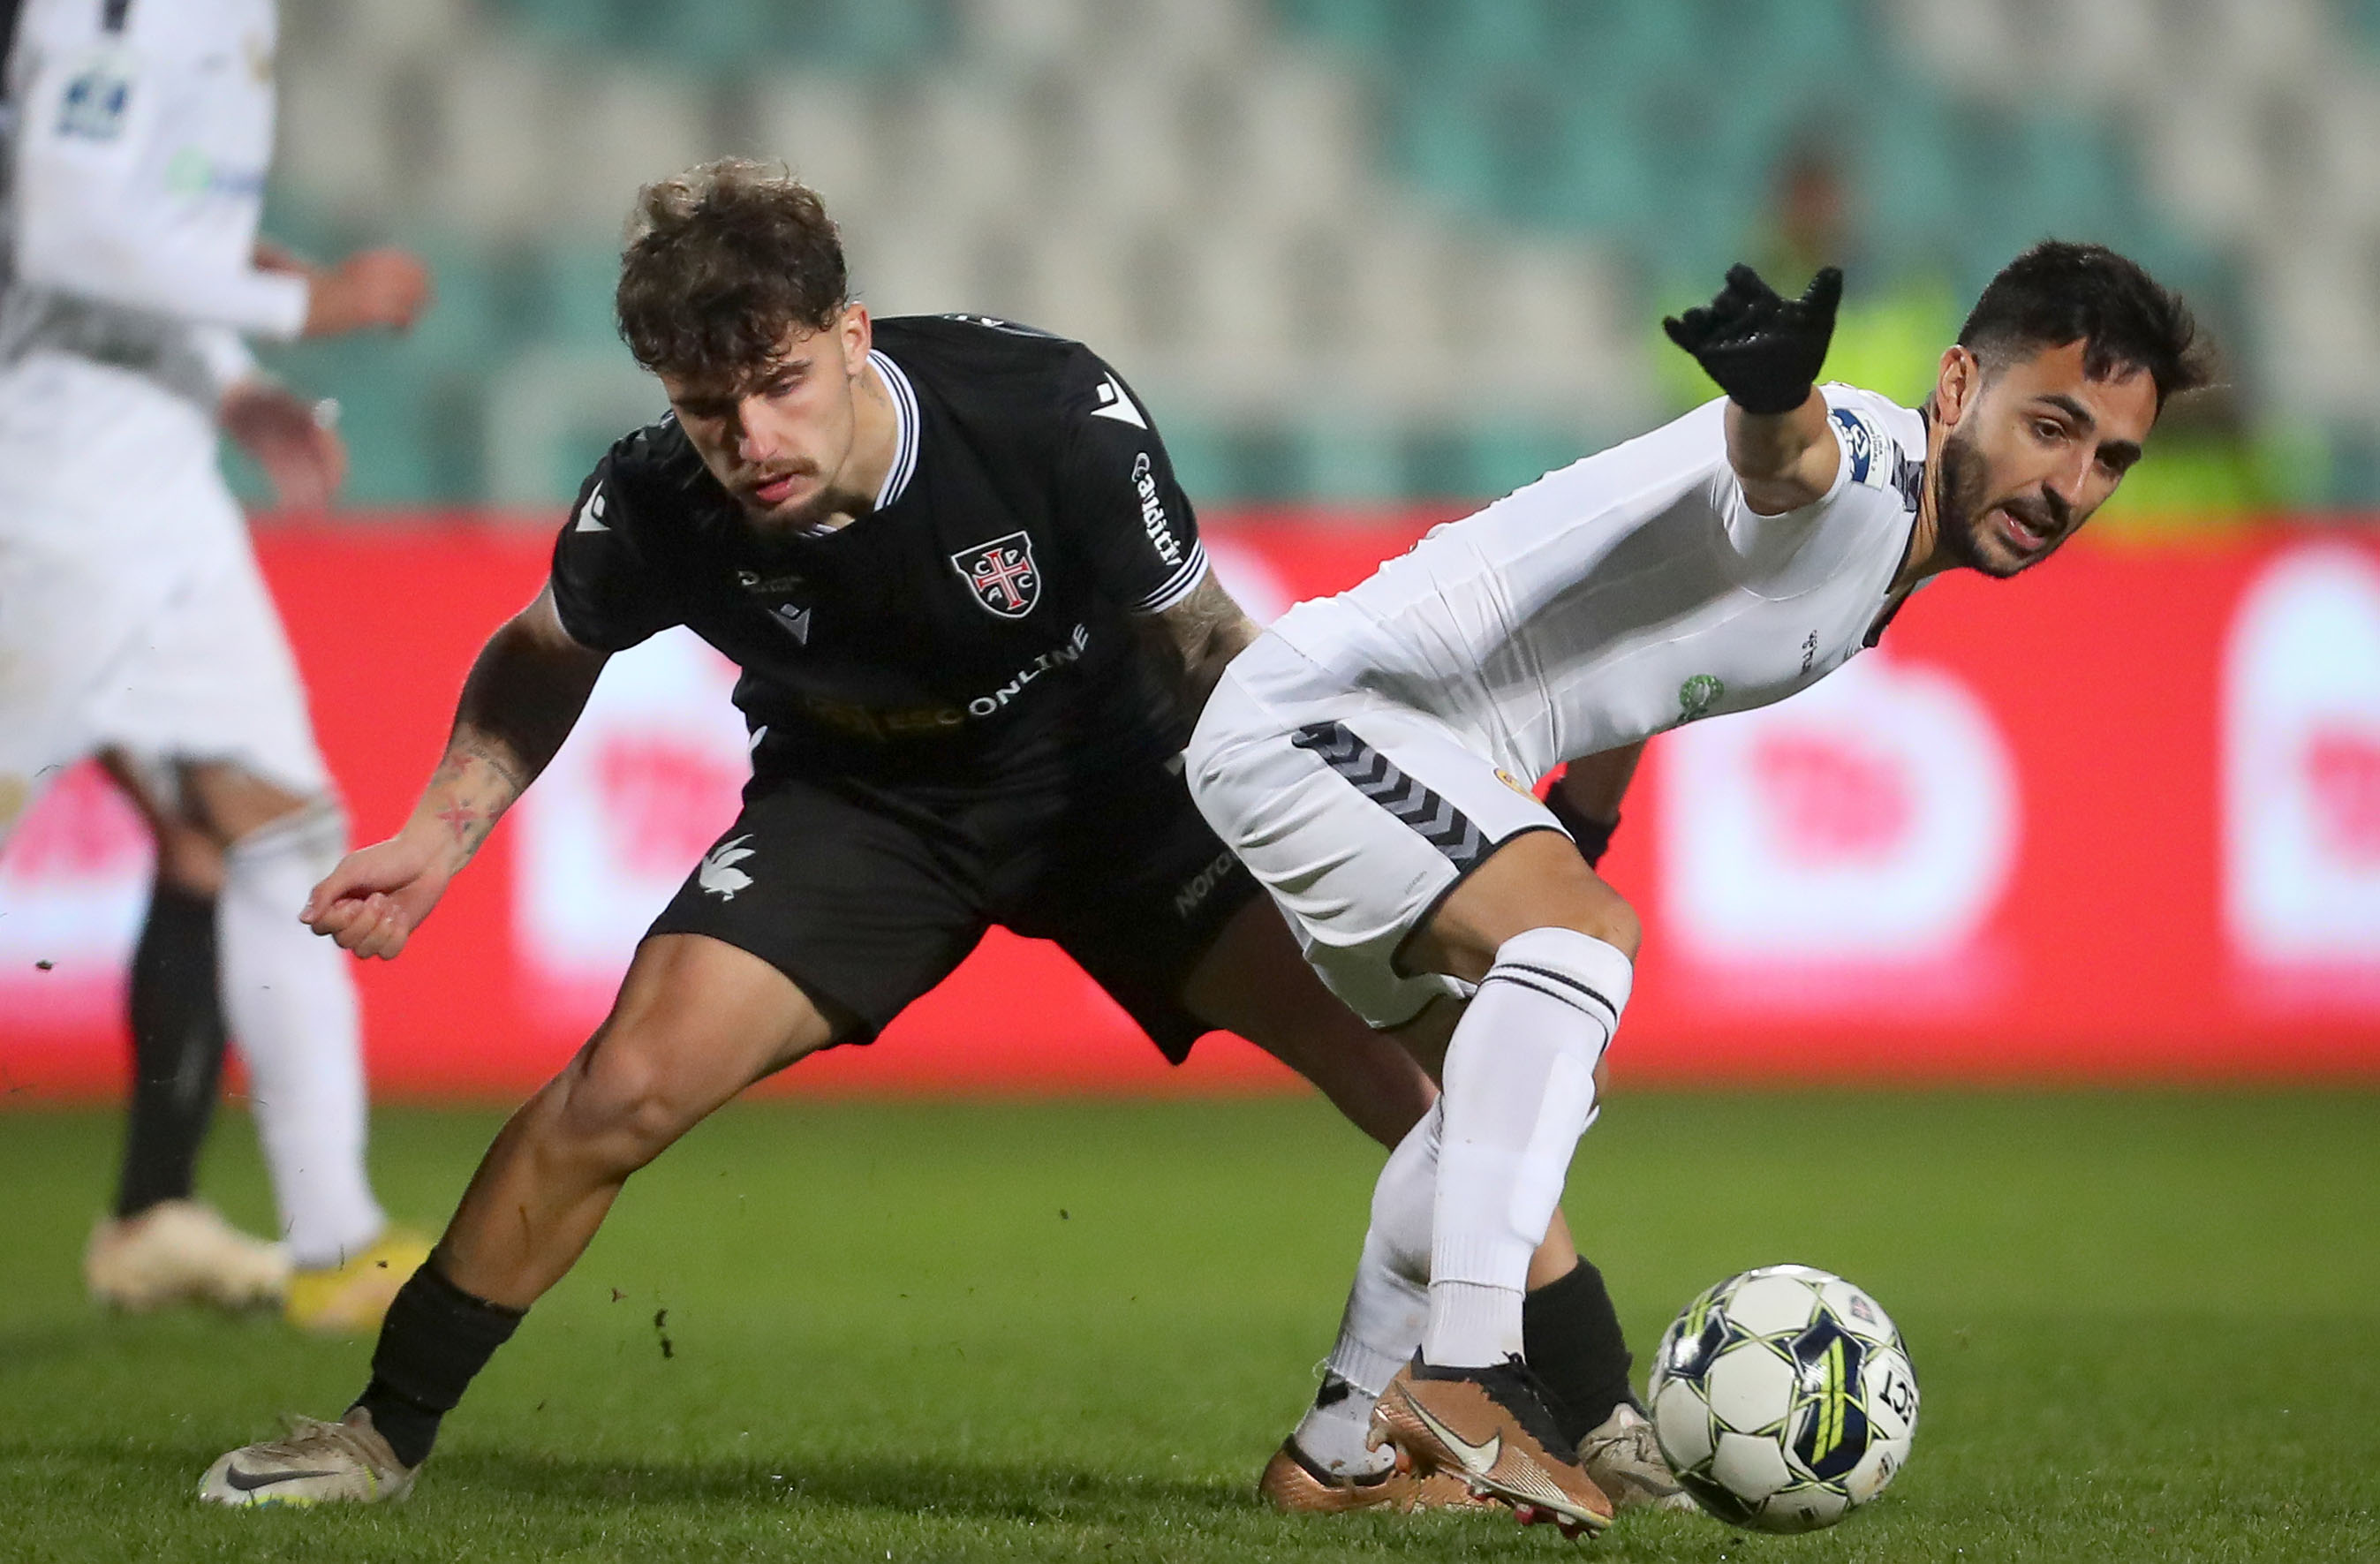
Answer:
[{"xmin": 284, "ymin": 1228, "xmax": 434, "ymax": 1335}]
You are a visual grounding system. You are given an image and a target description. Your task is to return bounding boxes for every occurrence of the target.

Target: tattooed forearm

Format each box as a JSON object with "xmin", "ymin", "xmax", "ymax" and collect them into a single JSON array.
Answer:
[
  {"xmin": 1141, "ymin": 573, "xmax": 1259, "ymax": 721},
  {"xmin": 404, "ymin": 591, "xmax": 608, "ymax": 863},
  {"xmin": 417, "ymin": 749, "xmax": 520, "ymax": 865}
]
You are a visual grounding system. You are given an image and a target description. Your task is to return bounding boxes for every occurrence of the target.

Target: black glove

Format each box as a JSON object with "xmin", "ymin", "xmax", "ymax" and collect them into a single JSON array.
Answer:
[
  {"xmin": 1663, "ymin": 264, "xmax": 1843, "ymax": 415},
  {"xmin": 1544, "ymin": 790, "xmax": 1620, "ymax": 872}
]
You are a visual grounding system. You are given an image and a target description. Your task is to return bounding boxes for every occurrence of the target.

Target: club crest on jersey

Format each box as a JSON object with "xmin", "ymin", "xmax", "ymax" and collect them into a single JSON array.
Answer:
[
  {"xmin": 1678, "ymin": 674, "xmax": 1726, "ymax": 722},
  {"xmin": 951, "ymin": 532, "xmax": 1042, "ymax": 619}
]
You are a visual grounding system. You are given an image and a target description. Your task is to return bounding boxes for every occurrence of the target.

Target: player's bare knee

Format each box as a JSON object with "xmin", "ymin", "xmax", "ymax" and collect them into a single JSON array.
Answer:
[
  {"xmin": 555, "ymin": 1034, "xmax": 696, "ymax": 1167},
  {"xmin": 1559, "ymin": 890, "xmax": 1641, "ymax": 963}
]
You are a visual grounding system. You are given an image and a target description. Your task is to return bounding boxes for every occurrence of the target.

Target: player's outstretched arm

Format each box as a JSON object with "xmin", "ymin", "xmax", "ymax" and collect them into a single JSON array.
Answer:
[
  {"xmin": 304, "ymin": 588, "xmax": 606, "ymax": 959},
  {"xmin": 1665, "ymin": 265, "xmax": 1843, "ymax": 515}
]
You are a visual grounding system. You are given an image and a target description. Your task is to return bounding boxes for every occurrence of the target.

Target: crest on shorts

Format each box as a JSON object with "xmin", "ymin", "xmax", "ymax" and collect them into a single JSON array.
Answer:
[
  {"xmin": 950, "ymin": 531, "xmax": 1041, "ymax": 619},
  {"xmin": 699, "ymin": 835, "xmax": 756, "ymax": 900}
]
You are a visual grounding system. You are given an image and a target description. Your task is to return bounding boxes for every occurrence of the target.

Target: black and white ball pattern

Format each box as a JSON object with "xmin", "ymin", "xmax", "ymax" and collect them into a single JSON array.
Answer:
[{"xmin": 1647, "ymin": 1264, "xmax": 1918, "ymax": 1533}]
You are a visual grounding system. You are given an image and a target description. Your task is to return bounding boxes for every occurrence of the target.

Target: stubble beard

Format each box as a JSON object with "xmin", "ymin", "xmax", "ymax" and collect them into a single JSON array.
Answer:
[{"xmin": 1932, "ymin": 424, "xmax": 2031, "ymax": 580}]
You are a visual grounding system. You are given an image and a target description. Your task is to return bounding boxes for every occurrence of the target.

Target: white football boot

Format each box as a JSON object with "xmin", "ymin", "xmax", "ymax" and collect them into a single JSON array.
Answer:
[
  {"xmin": 1575, "ymin": 1402, "xmax": 1700, "ymax": 1514},
  {"xmin": 85, "ymin": 1200, "xmax": 290, "ymax": 1312},
  {"xmin": 199, "ymin": 1409, "xmax": 416, "ymax": 1507}
]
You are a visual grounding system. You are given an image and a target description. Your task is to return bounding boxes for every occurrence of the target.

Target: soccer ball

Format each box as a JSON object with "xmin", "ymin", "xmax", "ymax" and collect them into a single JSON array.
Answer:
[{"xmin": 1645, "ymin": 1264, "xmax": 1918, "ymax": 1533}]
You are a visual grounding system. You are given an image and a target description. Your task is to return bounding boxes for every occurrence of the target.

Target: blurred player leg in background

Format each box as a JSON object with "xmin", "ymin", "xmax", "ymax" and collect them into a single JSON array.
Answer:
[
  {"xmin": 95, "ymin": 399, "xmax": 432, "ymax": 1333},
  {"xmin": 79, "ymin": 769, "xmax": 287, "ymax": 1313}
]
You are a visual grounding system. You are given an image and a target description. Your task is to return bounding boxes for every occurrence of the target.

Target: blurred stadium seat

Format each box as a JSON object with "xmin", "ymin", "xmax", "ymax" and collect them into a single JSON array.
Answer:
[{"xmin": 261, "ymin": 0, "xmax": 2376, "ymax": 511}]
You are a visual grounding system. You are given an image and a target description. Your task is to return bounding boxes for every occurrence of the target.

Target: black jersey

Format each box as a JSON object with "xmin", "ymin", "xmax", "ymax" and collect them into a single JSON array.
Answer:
[{"xmin": 548, "ymin": 315, "xmax": 1210, "ymax": 796}]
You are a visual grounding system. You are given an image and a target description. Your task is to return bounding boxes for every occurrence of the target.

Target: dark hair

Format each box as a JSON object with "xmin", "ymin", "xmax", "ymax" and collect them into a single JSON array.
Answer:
[
  {"xmin": 1958, "ymin": 241, "xmax": 2210, "ymax": 410},
  {"xmin": 616, "ymin": 160, "xmax": 849, "ymax": 383}
]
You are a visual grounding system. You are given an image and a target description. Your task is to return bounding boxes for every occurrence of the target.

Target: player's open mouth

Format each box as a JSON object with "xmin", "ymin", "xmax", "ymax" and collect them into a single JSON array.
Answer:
[
  {"xmin": 752, "ymin": 472, "xmax": 805, "ymax": 506},
  {"xmin": 1994, "ymin": 506, "xmax": 2053, "ymax": 554}
]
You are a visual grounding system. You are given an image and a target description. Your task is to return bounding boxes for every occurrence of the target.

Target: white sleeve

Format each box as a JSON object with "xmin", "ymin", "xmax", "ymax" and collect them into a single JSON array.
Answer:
[
  {"xmin": 9, "ymin": 33, "xmax": 309, "ymax": 339},
  {"xmin": 191, "ymin": 326, "xmax": 261, "ymax": 398}
]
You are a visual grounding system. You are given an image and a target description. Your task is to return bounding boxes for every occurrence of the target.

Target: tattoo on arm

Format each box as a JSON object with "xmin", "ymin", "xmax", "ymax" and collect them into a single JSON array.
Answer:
[
  {"xmin": 1141, "ymin": 574, "xmax": 1259, "ymax": 720},
  {"xmin": 410, "ymin": 599, "xmax": 606, "ymax": 864}
]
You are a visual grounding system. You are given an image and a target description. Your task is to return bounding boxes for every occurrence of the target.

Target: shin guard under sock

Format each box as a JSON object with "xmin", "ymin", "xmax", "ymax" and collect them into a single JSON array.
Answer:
[
  {"xmin": 1424, "ymin": 927, "xmax": 1631, "ymax": 1366},
  {"xmin": 352, "ymin": 1260, "xmax": 525, "ymax": 1468}
]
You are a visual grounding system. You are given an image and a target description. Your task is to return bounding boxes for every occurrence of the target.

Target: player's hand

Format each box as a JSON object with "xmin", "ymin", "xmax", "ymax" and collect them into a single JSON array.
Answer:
[
  {"xmin": 1663, "ymin": 264, "xmax": 1843, "ymax": 416},
  {"xmin": 219, "ymin": 379, "xmax": 346, "ymax": 512},
  {"xmin": 302, "ymin": 247, "xmax": 433, "ymax": 337},
  {"xmin": 301, "ymin": 832, "xmax": 456, "ymax": 960}
]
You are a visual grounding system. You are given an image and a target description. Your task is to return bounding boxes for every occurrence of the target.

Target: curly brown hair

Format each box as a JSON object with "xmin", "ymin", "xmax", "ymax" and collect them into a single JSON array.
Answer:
[{"xmin": 616, "ymin": 160, "xmax": 849, "ymax": 384}]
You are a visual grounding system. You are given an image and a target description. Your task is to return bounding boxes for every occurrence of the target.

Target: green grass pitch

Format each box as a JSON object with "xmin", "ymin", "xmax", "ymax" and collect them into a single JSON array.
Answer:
[{"xmin": 2, "ymin": 1089, "xmax": 2376, "ymax": 1560}]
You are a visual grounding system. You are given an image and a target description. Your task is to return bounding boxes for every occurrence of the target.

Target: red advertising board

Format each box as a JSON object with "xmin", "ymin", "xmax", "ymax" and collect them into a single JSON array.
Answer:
[{"xmin": 4, "ymin": 517, "xmax": 2377, "ymax": 1099}]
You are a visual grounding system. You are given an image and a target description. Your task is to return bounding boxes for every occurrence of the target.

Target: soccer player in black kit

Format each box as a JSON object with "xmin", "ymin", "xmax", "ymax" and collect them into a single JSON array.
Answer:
[{"xmin": 199, "ymin": 162, "xmax": 1671, "ymax": 1521}]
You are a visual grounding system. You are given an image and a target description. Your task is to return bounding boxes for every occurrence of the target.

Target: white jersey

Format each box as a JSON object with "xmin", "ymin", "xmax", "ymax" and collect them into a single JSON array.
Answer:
[
  {"xmin": 0, "ymin": 0, "xmax": 300, "ymax": 409},
  {"xmin": 1270, "ymin": 386, "xmax": 1927, "ymax": 782}
]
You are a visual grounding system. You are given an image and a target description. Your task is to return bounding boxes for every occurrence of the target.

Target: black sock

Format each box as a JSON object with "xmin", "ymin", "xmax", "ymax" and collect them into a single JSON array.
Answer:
[
  {"xmin": 115, "ymin": 882, "xmax": 227, "ymax": 1220},
  {"xmin": 1522, "ymin": 1258, "xmax": 1636, "ymax": 1447},
  {"xmin": 351, "ymin": 1259, "xmax": 525, "ymax": 1469}
]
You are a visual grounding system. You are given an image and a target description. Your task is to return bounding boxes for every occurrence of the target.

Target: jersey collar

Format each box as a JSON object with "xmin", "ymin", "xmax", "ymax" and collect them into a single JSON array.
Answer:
[
  {"xmin": 782, "ymin": 350, "xmax": 918, "ymax": 540},
  {"xmin": 871, "ymin": 349, "xmax": 919, "ymax": 511}
]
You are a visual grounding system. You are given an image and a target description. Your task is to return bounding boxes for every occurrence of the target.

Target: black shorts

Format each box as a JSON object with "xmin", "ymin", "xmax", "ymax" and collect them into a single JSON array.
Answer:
[{"xmin": 646, "ymin": 758, "xmax": 1262, "ymax": 1063}]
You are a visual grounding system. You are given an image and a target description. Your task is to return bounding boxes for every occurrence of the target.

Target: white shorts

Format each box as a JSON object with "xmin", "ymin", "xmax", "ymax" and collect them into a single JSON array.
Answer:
[
  {"xmin": 1186, "ymin": 632, "xmax": 1564, "ymax": 1029},
  {"xmin": 0, "ymin": 353, "xmax": 329, "ymax": 841}
]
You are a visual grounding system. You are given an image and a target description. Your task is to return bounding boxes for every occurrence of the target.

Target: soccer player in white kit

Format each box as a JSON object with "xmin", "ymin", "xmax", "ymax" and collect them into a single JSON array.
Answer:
[
  {"xmin": 0, "ymin": 0, "xmax": 432, "ymax": 1328},
  {"xmin": 1189, "ymin": 244, "xmax": 2205, "ymax": 1531}
]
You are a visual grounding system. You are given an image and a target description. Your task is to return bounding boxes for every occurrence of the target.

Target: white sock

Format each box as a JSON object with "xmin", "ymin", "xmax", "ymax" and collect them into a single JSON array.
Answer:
[
  {"xmin": 219, "ymin": 803, "xmax": 385, "ymax": 1268},
  {"xmin": 1298, "ymin": 1101, "xmax": 1442, "ymax": 1476},
  {"xmin": 1422, "ymin": 926, "xmax": 1630, "ymax": 1368}
]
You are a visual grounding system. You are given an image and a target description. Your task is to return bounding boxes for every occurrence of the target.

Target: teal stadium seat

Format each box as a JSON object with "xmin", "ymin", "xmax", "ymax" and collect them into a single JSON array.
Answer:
[
  {"xmin": 1276, "ymin": 0, "xmax": 2221, "ymax": 311},
  {"xmin": 1271, "ymin": 0, "xmax": 1398, "ymax": 54},
  {"xmin": 1391, "ymin": 0, "xmax": 1553, "ymax": 72},
  {"xmin": 488, "ymin": 0, "xmax": 948, "ymax": 71},
  {"xmin": 2353, "ymin": 0, "xmax": 2380, "ymax": 56},
  {"xmin": 544, "ymin": 243, "xmax": 636, "ymax": 355}
]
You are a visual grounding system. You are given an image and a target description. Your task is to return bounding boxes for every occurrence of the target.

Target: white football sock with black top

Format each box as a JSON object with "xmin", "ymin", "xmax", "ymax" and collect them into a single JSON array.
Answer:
[{"xmin": 1422, "ymin": 926, "xmax": 1630, "ymax": 1369}]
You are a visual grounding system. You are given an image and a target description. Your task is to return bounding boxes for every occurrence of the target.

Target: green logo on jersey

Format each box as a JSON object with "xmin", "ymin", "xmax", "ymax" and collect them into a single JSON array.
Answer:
[{"xmin": 1678, "ymin": 675, "xmax": 1725, "ymax": 722}]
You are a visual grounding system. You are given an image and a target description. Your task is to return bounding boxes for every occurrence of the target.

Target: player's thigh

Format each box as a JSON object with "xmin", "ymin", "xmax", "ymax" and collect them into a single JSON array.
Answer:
[
  {"xmin": 998, "ymin": 750, "xmax": 1254, "ymax": 1067},
  {"xmin": 96, "ymin": 748, "xmax": 224, "ymax": 894},
  {"xmin": 1174, "ymin": 892, "xmax": 1439, "ymax": 1147},
  {"xmin": 177, "ymin": 759, "xmax": 316, "ymax": 845},
  {"xmin": 1004, "ymin": 744, "xmax": 1432, "ymax": 1125},
  {"xmin": 1187, "ymin": 656, "xmax": 1563, "ymax": 1029},
  {"xmin": 643, "ymin": 774, "xmax": 988, "ymax": 1050}
]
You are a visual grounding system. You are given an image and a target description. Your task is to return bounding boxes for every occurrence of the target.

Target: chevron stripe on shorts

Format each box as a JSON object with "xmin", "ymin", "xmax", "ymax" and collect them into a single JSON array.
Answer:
[{"xmin": 1291, "ymin": 721, "xmax": 1488, "ymax": 869}]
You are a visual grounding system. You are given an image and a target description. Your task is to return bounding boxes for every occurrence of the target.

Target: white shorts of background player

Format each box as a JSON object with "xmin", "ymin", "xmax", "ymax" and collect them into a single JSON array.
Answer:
[
  {"xmin": 1187, "ymin": 631, "xmax": 1570, "ymax": 1032},
  {"xmin": 0, "ymin": 351, "xmax": 329, "ymax": 827}
]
